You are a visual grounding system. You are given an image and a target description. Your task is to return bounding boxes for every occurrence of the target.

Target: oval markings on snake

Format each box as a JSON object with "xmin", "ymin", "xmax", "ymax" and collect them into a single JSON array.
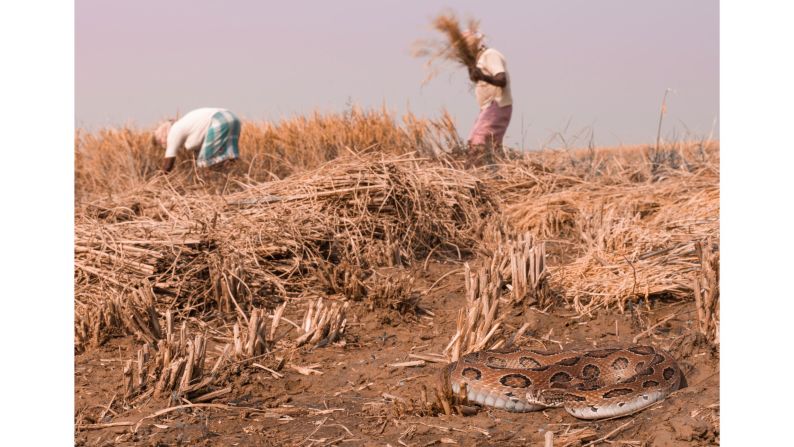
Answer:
[
  {"xmin": 581, "ymin": 364, "xmax": 601, "ymax": 380},
  {"xmin": 628, "ymin": 345, "xmax": 656, "ymax": 355},
  {"xmin": 490, "ymin": 345, "xmax": 520, "ymax": 354},
  {"xmin": 602, "ymin": 388, "xmax": 635, "ymax": 399},
  {"xmin": 462, "ymin": 352, "xmax": 482, "ymax": 364},
  {"xmin": 518, "ymin": 356, "xmax": 541, "ymax": 369},
  {"xmin": 663, "ymin": 367, "xmax": 677, "ymax": 381},
  {"xmin": 576, "ymin": 381, "xmax": 602, "ymax": 391},
  {"xmin": 462, "ymin": 367, "xmax": 482, "ymax": 381},
  {"xmin": 564, "ymin": 393, "xmax": 587, "ymax": 402},
  {"xmin": 648, "ymin": 354, "xmax": 666, "ymax": 366},
  {"xmin": 555, "ymin": 356, "xmax": 581, "ymax": 367},
  {"xmin": 485, "ymin": 356, "xmax": 509, "ymax": 369},
  {"xmin": 611, "ymin": 357, "xmax": 629, "ymax": 370},
  {"xmin": 642, "ymin": 380, "xmax": 660, "ymax": 388},
  {"xmin": 550, "ymin": 371, "xmax": 573, "ymax": 384},
  {"xmin": 500, "ymin": 373, "xmax": 532, "ymax": 388},
  {"xmin": 584, "ymin": 348, "xmax": 620, "ymax": 358}
]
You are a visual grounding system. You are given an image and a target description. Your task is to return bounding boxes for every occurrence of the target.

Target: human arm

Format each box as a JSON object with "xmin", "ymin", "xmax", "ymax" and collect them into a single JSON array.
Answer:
[
  {"xmin": 468, "ymin": 66, "xmax": 507, "ymax": 87},
  {"xmin": 160, "ymin": 122, "xmax": 186, "ymax": 173},
  {"xmin": 470, "ymin": 49, "xmax": 508, "ymax": 87},
  {"xmin": 162, "ymin": 156, "xmax": 176, "ymax": 173}
]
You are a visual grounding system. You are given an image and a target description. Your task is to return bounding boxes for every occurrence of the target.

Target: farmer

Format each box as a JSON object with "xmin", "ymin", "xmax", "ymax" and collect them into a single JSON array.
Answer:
[
  {"xmin": 464, "ymin": 31, "xmax": 512, "ymax": 165},
  {"xmin": 153, "ymin": 107, "xmax": 241, "ymax": 173}
]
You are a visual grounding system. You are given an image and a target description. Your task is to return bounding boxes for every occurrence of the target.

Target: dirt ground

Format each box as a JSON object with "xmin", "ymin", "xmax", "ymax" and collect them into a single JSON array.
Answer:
[{"xmin": 75, "ymin": 258, "xmax": 719, "ymax": 446}]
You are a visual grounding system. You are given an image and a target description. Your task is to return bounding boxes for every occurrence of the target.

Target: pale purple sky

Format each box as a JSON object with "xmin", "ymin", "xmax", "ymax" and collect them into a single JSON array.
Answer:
[{"xmin": 75, "ymin": 0, "xmax": 718, "ymax": 149}]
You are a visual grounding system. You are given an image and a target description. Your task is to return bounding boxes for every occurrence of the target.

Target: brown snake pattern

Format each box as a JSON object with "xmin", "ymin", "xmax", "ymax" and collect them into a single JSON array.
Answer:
[{"xmin": 441, "ymin": 344, "xmax": 684, "ymax": 419}]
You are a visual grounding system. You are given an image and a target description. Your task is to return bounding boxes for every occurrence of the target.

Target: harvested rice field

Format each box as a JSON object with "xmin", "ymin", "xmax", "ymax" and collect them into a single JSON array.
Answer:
[{"xmin": 74, "ymin": 111, "xmax": 719, "ymax": 446}]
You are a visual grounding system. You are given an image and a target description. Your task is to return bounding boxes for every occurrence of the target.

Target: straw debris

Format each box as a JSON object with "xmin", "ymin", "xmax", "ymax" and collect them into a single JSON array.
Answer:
[
  {"xmin": 413, "ymin": 11, "xmax": 484, "ymax": 83},
  {"xmin": 693, "ymin": 239, "xmax": 720, "ymax": 344},
  {"xmin": 74, "ymin": 109, "xmax": 719, "ymax": 436}
]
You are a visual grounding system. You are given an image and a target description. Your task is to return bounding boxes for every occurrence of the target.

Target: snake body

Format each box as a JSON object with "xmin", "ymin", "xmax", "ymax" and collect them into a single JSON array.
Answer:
[{"xmin": 441, "ymin": 344, "xmax": 684, "ymax": 419}]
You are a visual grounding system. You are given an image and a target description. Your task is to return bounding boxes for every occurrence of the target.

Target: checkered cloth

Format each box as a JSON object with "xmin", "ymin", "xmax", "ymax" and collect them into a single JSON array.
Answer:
[{"xmin": 197, "ymin": 110, "xmax": 241, "ymax": 168}]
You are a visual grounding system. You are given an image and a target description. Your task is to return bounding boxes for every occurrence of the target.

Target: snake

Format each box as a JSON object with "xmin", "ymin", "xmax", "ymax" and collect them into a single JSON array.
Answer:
[{"xmin": 440, "ymin": 344, "xmax": 685, "ymax": 419}]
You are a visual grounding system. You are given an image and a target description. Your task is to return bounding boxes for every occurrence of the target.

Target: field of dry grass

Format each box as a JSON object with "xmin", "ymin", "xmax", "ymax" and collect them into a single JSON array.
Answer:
[
  {"xmin": 74, "ymin": 109, "xmax": 719, "ymax": 446},
  {"xmin": 75, "ymin": 107, "xmax": 461, "ymax": 201}
]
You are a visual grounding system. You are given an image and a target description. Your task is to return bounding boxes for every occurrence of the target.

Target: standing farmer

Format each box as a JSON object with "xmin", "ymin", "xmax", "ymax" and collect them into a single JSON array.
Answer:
[
  {"xmin": 465, "ymin": 32, "xmax": 512, "ymax": 165},
  {"xmin": 153, "ymin": 107, "xmax": 241, "ymax": 173}
]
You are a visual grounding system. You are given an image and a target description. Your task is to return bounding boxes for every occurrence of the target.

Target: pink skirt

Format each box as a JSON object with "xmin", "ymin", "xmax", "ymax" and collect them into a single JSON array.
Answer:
[{"xmin": 467, "ymin": 102, "xmax": 513, "ymax": 146}]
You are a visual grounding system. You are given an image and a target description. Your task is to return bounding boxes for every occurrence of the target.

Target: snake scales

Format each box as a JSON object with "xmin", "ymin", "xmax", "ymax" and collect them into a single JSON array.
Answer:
[{"xmin": 441, "ymin": 344, "xmax": 684, "ymax": 419}]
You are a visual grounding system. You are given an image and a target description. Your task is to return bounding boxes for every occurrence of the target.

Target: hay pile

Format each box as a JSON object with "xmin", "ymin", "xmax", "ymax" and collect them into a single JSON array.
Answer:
[
  {"xmin": 497, "ymin": 142, "xmax": 720, "ymax": 314},
  {"xmin": 73, "ymin": 117, "xmax": 721, "ymax": 425},
  {"xmin": 73, "ymin": 102, "xmax": 721, "ymax": 431},
  {"xmin": 75, "ymin": 153, "xmax": 490, "ymax": 351},
  {"xmin": 75, "ymin": 140, "xmax": 720, "ymax": 350}
]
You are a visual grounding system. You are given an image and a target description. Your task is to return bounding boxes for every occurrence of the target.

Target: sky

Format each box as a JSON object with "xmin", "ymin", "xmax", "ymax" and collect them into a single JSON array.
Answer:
[{"xmin": 75, "ymin": 0, "xmax": 718, "ymax": 149}]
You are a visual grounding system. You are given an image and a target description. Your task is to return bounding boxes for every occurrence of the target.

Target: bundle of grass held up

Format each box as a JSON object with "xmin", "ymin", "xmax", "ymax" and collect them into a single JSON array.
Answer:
[{"xmin": 414, "ymin": 11, "xmax": 483, "ymax": 82}]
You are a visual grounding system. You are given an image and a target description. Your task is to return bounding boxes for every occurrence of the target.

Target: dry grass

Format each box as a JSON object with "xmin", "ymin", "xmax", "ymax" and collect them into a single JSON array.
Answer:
[
  {"xmin": 413, "ymin": 11, "xmax": 483, "ymax": 83},
  {"xmin": 75, "ymin": 106, "xmax": 462, "ymax": 202},
  {"xmin": 74, "ymin": 119, "xmax": 719, "ymax": 351},
  {"xmin": 74, "ymin": 107, "xmax": 719, "ymax": 427},
  {"xmin": 693, "ymin": 239, "xmax": 720, "ymax": 344},
  {"xmin": 444, "ymin": 261, "xmax": 505, "ymax": 362},
  {"xmin": 441, "ymin": 233, "xmax": 549, "ymax": 362},
  {"xmin": 496, "ymin": 141, "xmax": 719, "ymax": 314},
  {"xmin": 74, "ymin": 151, "xmax": 490, "ymax": 353}
]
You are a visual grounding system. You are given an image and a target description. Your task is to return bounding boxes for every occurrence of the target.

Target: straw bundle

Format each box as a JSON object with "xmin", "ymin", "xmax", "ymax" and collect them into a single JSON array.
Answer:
[
  {"xmin": 441, "ymin": 233, "xmax": 549, "ymax": 362},
  {"xmin": 74, "ymin": 297, "xmax": 120, "ymax": 351},
  {"xmin": 75, "ymin": 285, "xmax": 165, "ymax": 352},
  {"xmin": 693, "ymin": 239, "xmax": 719, "ymax": 344},
  {"xmin": 499, "ymin": 142, "xmax": 719, "ymax": 314},
  {"xmin": 75, "ymin": 153, "xmax": 490, "ymax": 351},
  {"xmin": 217, "ymin": 153, "xmax": 488, "ymax": 297},
  {"xmin": 413, "ymin": 11, "xmax": 484, "ymax": 83},
  {"xmin": 444, "ymin": 262, "xmax": 505, "ymax": 362},
  {"xmin": 549, "ymin": 181, "xmax": 718, "ymax": 314},
  {"xmin": 314, "ymin": 259, "xmax": 368, "ymax": 301},
  {"xmin": 121, "ymin": 312, "xmax": 231, "ymax": 405},
  {"xmin": 364, "ymin": 271, "xmax": 421, "ymax": 313},
  {"xmin": 483, "ymin": 230, "xmax": 550, "ymax": 307},
  {"xmin": 232, "ymin": 303, "xmax": 289, "ymax": 359},
  {"xmin": 506, "ymin": 234, "xmax": 548, "ymax": 306},
  {"xmin": 295, "ymin": 298, "xmax": 348, "ymax": 347}
]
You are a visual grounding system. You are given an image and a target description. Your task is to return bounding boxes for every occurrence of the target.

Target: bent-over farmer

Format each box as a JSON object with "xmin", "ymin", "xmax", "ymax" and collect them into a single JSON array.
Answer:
[
  {"xmin": 465, "ymin": 31, "xmax": 512, "ymax": 165},
  {"xmin": 153, "ymin": 107, "xmax": 241, "ymax": 173}
]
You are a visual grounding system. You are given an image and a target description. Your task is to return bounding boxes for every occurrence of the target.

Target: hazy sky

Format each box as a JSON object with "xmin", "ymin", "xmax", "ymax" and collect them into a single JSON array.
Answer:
[{"xmin": 75, "ymin": 0, "xmax": 718, "ymax": 149}]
